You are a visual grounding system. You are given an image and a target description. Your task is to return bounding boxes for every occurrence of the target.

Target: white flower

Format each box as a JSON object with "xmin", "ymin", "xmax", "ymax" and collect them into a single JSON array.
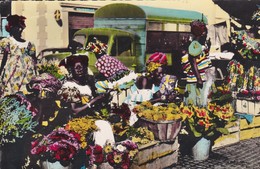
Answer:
[{"xmin": 116, "ymin": 144, "xmax": 127, "ymax": 152}]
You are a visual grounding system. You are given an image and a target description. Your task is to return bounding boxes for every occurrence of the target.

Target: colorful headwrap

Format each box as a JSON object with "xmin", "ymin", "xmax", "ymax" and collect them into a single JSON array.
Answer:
[
  {"xmin": 190, "ymin": 20, "xmax": 207, "ymax": 37},
  {"xmin": 59, "ymin": 55, "xmax": 89, "ymax": 69},
  {"xmin": 95, "ymin": 54, "xmax": 129, "ymax": 79},
  {"xmin": 146, "ymin": 52, "xmax": 167, "ymax": 73},
  {"xmin": 5, "ymin": 15, "xmax": 26, "ymax": 32}
]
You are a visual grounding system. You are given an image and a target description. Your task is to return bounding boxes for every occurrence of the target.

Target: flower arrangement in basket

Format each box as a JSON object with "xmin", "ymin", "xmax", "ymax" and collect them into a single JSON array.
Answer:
[
  {"xmin": 86, "ymin": 140, "xmax": 138, "ymax": 169},
  {"xmin": 133, "ymin": 101, "xmax": 182, "ymax": 121},
  {"xmin": 0, "ymin": 94, "xmax": 38, "ymax": 146},
  {"xmin": 132, "ymin": 101, "xmax": 182, "ymax": 141},
  {"xmin": 180, "ymin": 102, "xmax": 236, "ymax": 139},
  {"xmin": 31, "ymin": 127, "xmax": 81, "ymax": 167}
]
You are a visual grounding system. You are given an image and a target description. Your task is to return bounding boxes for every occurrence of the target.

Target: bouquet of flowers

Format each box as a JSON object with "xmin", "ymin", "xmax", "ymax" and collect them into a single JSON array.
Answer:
[
  {"xmin": 85, "ymin": 140, "xmax": 138, "ymax": 169},
  {"xmin": 180, "ymin": 102, "xmax": 235, "ymax": 138},
  {"xmin": 108, "ymin": 103, "xmax": 132, "ymax": 142},
  {"xmin": 208, "ymin": 85, "xmax": 233, "ymax": 105},
  {"xmin": 0, "ymin": 94, "xmax": 38, "ymax": 146},
  {"xmin": 65, "ymin": 117, "xmax": 98, "ymax": 149},
  {"xmin": 226, "ymin": 60, "xmax": 244, "ymax": 90},
  {"xmin": 31, "ymin": 127, "xmax": 81, "ymax": 167},
  {"xmin": 37, "ymin": 58, "xmax": 69, "ymax": 80},
  {"xmin": 105, "ymin": 140, "xmax": 138, "ymax": 169}
]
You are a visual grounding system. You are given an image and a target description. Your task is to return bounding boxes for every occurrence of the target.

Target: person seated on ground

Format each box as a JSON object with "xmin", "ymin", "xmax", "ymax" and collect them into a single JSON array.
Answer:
[
  {"xmin": 57, "ymin": 54, "xmax": 115, "ymax": 143},
  {"xmin": 124, "ymin": 52, "xmax": 180, "ymax": 125}
]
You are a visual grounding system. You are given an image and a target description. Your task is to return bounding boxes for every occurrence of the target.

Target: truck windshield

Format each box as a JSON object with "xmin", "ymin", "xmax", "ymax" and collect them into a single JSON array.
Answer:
[{"xmin": 73, "ymin": 35, "xmax": 86, "ymax": 46}]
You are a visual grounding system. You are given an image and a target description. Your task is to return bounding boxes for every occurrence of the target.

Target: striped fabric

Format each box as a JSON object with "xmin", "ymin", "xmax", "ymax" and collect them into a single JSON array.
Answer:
[{"xmin": 181, "ymin": 53, "xmax": 212, "ymax": 83}]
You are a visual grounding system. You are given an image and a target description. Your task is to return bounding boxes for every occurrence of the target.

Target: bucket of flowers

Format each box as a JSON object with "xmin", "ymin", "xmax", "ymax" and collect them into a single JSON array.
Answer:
[
  {"xmin": 85, "ymin": 140, "xmax": 138, "ymax": 169},
  {"xmin": 179, "ymin": 102, "xmax": 236, "ymax": 160},
  {"xmin": 31, "ymin": 127, "xmax": 81, "ymax": 168}
]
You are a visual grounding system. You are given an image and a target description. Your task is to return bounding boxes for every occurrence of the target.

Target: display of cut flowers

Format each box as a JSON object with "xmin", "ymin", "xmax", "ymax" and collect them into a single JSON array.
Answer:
[
  {"xmin": 180, "ymin": 103, "xmax": 236, "ymax": 138},
  {"xmin": 133, "ymin": 101, "xmax": 182, "ymax": 121},
  {"xmin": 231, "ymin": 30, "xmax": 260, "ymax": 60},
  {"xmin": 37, "ymin": 58, "xmax": 69, "ymax": 80},
  {"xmin": 31, "ymin": 127, "xmax": 81, "ymax": 167},
  {"xmin": 65, "ymin": 117, "xmax": 98, "ymax": 149},
  {"xmin": 85, "ymin": 140, "xmax": 138, "ymax": 169},
  {"xmin": 0, "ymin": 94, "xmax": 38, "ymax": 146}
]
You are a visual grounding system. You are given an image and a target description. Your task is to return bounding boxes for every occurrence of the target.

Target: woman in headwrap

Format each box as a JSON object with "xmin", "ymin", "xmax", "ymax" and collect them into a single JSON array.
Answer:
[
  {"xmin": 57, "ymin": 54, "xmax": 115, "ymax": 168},
  {"xmin": 0, "ymin": 15, "xmax": 37, "ymax": 97},
  {"xmin": 124, "ymin": 52, "xmax": 179, "ymax": 125}
]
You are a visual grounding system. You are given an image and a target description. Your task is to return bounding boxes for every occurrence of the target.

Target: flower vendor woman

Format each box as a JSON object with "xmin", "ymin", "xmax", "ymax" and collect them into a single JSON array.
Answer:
[
  {"xmin": 124, "ymin": 52, "xmax": 178, "ymax": 125},
  {"xmin": 57, "ymin": 54, "xmax": 115, "ymax": 147},
  {"xmin": 0, "ymin": 15, "xmax": 37, "ymax": 97},
  {"xmin": 181, "ymin": 20, "xmax": 215, "ymax": 107}
]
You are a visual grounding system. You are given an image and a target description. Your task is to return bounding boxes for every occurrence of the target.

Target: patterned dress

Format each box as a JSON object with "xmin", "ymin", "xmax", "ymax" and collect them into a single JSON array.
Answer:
[{"xmin": 0, "ymin": 37, "xmax": 36, "ymax": 96}]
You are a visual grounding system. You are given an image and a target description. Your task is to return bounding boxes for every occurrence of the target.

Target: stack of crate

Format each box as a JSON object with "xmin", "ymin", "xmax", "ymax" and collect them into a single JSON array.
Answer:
[
  {"xmin": 131, "ymin": 139, "xmax": 179, "ymax": 169},
  {"xmin": 236, "ymin": 99, "xmax": 260, "ymax": 140}
]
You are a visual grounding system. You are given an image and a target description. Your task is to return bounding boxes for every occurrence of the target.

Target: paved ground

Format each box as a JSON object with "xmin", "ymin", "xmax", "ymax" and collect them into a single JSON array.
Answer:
[{"xmin": 169, "ymin": 137, "xmax": 260, "ymax": 169}]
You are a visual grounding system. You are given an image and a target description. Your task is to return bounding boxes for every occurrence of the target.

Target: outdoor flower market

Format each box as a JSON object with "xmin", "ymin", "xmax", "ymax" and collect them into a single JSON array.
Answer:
[{"xmin": 0, "ymin": 1, "xmax": 260, "ymax": 169}]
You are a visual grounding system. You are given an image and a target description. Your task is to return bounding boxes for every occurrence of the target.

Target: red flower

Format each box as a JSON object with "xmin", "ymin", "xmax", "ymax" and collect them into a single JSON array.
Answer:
[
  {"xmin": 95, "ymin": 154, "xmax": 104, "ymax": 164},
  {"xmin": 86, "ymin": 147, "xmax": 92, "ymax": 156},
  {"xmin": 93, "ymin": 145, "xmax": 103, "ymax": 154}
]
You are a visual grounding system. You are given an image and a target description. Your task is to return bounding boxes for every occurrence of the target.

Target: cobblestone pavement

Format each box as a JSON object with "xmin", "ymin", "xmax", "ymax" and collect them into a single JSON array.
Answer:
[{"xmin": 168, "ymin": 137, "xmax": 260, "ymax": 169}]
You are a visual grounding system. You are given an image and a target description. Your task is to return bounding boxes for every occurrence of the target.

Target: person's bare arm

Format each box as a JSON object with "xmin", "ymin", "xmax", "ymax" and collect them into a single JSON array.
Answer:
[
  {"xmin": 189, "ymin": 56, "xmax": 203, "ymax": 88},
  {"xmin": 71, "ymin": 93, "xmax": 106, "ymax": 115}
]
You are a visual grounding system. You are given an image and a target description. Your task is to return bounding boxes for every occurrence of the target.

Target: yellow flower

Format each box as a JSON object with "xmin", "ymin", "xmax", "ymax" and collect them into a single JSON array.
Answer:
[
  {"xmin": 104, "ymin": 145, "xmax": 113, "ymax": 153},
  {"xmin": 81, "ymin": 142, "xmax": 87, "ymax": 149},
  {"xmin": 114, "ymin": 154, "xmax": 122, "ymax": 164}
]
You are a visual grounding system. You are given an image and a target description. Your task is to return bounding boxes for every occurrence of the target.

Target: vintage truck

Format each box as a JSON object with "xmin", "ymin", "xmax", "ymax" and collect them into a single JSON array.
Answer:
[{"xmin": 41, "ymin": 3, "xmax": 208, "ymax": 74}]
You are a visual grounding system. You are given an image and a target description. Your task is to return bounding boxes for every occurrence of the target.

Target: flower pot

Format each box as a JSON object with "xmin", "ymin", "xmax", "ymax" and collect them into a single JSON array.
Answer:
[
  {"xmin": 192, "ymin": 137, "xmax": 211, "ymax": 161},
  {"xmin": 41, "ymin": 160, "xmax": 72, "ymax": 169}
]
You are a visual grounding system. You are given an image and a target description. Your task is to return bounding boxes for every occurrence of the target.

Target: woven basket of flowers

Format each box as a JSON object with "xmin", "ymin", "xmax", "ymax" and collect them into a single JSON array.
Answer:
[{"xmin": 133, "ymin": 102, "xmax": 182, "ymax": 142}]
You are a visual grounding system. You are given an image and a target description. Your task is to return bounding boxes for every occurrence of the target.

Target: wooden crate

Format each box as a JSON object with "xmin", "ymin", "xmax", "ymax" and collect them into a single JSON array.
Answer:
[
  {"xmin": 133, "ymin": 138, "xmax": 179, "ymax": 167},
  {"xmin": 240, "ymin": 114, "xmax": 260, "ymax": 140},
  {"xmin": 131, "ymin": 150, "xmax": 178, "ymax": 169},
  {"xmin": 212, "ymin": 120, "xmax": 240, "ymax": 149},
  {"xmin": 236, "ymin": 99, "xmax": 260, "ymax": 115}
]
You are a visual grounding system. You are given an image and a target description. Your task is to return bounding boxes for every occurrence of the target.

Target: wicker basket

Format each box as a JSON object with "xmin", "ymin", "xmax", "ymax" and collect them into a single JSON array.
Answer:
[{"xmin": 138, "ymin": 117, "xmax": 182, "ymax": 142}]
